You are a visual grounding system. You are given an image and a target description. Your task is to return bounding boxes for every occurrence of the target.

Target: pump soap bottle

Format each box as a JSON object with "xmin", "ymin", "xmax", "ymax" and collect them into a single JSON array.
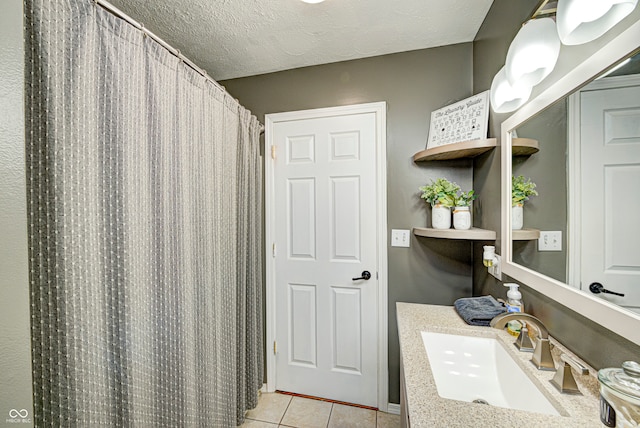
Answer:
[
  {"xmin": 504, "ymin": 283, "xmax": 523, "ymax": 313},
  {"xmin": 504, "ymin": 283, "xmax": 523, "ymax": 337}
]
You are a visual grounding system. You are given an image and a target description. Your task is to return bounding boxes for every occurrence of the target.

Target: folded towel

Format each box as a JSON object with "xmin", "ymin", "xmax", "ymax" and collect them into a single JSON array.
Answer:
[{"xmin": 454, "ymin": 295, "xmax": 506, "ymax": 326}]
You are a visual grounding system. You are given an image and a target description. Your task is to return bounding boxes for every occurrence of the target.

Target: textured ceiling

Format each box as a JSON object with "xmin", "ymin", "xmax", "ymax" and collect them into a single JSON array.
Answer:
[{"xmin": 107, "ymin": 0, "xmax": 494, "ymax": 81}]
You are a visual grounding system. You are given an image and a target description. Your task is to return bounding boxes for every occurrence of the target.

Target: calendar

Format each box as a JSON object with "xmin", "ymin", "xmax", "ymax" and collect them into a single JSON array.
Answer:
[{"xmin": 426, "ymin": 90, "xmax": 490, "ymax": 149}]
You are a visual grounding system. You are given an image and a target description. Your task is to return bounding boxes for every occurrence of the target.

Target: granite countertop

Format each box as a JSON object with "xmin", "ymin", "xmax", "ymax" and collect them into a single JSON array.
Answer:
[{"xmin": 397, "ymin": 302, "xmax": 602, "ymax": 428}]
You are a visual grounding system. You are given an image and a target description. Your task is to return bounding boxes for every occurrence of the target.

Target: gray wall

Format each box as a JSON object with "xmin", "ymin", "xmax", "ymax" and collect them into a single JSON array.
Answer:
[
  {"xmin": 222, "ymin": 44, "xmax": 476, "ymax": 404},
  {"xmin": 472, "ymin": 0, "xmax": 640, "ymax": 369},
  {"xmin": 0, "ymin": 0, "xmax": 35, "ymax": 425}
]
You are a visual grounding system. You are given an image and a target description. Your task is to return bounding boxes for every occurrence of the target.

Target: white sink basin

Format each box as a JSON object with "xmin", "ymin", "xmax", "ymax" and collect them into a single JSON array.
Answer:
[{"xmin": 421, "ymin": 331, "xmax": 560, "ymax": 416}]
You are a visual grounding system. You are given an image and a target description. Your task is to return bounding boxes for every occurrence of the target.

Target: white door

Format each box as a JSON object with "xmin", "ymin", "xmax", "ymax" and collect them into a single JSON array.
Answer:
[
  {"xmin": 580, "ymin": 79, "xmax": 640, "ymax": 312},
  {"xmin": 267, "ymin": 105, "xmax": 384, "ymax": 407}
]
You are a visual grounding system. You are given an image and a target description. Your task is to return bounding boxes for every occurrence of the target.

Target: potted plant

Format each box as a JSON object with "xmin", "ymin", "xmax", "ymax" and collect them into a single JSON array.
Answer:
[
  {"xmin": 453, "ymin": 190, "xmax": 477, "ymax": 230},
  {"xmin": 419, "ymin": 178, "xmax": 460, "ymax": 229},
  {"xmin": 512, "ymin": 175, "xmax": 538, "ymax": 229}
]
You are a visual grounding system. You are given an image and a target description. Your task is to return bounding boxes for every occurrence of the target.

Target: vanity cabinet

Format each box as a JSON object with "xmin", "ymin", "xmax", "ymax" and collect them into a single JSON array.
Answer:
[{"xmin": 413, "ymin": 138, "xmax": 539, "ymax": 241}]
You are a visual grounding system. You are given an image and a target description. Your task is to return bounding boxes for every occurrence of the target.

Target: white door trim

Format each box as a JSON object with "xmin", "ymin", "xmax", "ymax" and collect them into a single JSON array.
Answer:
[
  {"xmin": 567, "ymin": 74, "xmax": 640, "ymax": 289},
  {"xmin": 264, "ymin": 102, "xmax": 388, "ymax": 411}
]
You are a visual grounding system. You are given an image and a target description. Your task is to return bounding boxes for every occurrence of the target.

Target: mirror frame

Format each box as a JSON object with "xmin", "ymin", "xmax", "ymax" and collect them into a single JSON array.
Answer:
[{"xmin": 501, "ymin": 18, "xmax": 640, "ymax": 346}]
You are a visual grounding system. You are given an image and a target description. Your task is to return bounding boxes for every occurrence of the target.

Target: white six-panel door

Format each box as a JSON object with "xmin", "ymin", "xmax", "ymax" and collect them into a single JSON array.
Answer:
[
  {"xmin": 266, "ymin": 104, "xmax": 386, "ymax": 408},
  {"xmin": 580, "ymin": 80, "xmax": 640, "ymax": 312}
]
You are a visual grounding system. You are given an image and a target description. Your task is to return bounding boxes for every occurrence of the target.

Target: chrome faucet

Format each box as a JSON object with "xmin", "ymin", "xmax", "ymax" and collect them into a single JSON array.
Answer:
[{"xmin": 490, "ymin": 312, "xmax": 555, "ymax": 371}]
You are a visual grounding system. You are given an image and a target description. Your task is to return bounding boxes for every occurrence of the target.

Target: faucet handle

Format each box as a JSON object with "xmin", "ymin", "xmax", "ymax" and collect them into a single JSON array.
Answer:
[
  {"xmin": 560, "ymin": 354, "xmax": 589, "ymax": 375},
  {"xmin": 550, "ymin": 353, "xmax": 589, "ymax": 394}
]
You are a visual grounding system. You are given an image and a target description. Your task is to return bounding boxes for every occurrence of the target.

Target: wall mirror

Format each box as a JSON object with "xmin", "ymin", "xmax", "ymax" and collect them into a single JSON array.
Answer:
[{"xmin": 501, "ymin": 19, "xmax": 640, "ymax": 346}]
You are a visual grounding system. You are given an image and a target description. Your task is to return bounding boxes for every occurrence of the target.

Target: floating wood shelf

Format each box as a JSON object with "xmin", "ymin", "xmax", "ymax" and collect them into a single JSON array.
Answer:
[
  {"xmin": 512, "ymin": 138, "xmax": 540, "ymax": 156},
  {"xmin": 412, "ymin": 227, "xmax": 540, "ymax": 241},
  {"xmin": 413, "ymin": 137, "xmax": 539, "ymax": 162},
  {"xmin": 413, "ymin": 227, "xmax": 497, "ymax": 241},
  {"xmin": 413, "ymin": 139, "xmax": 497, "ymax": 162},
  {"xmin": 512, "ymin": 228, "xmax": 540, "ymax": 240}
]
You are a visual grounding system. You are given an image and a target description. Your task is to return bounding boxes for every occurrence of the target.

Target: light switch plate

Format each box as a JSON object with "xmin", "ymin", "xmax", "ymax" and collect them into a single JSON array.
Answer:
[
  {"xmin": 391, "ymin": 229, "xmax": 410, "ymax": 247},
  {"xmin": 538, "ymin": 231, "xmax": 562, "ymax": 251}
]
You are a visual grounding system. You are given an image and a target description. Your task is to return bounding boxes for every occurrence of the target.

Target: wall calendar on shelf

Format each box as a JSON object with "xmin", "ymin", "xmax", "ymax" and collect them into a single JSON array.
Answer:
[{"xmin": 426, "ymin": 90, "xmax": 490, "ymax": 149}]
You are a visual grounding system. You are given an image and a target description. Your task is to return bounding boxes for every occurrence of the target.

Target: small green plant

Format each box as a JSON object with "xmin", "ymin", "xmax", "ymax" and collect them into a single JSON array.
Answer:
[
  {"xmin": 454, "ymin": 190, "xmax": 477, "ymax": 207},
  {"xmin": 419, "ymin": 178, "xmax": 460, "ymax": 208},
  {"xmin": 512, "ymin": 175, "xmax": 538, "ymax": 206}
]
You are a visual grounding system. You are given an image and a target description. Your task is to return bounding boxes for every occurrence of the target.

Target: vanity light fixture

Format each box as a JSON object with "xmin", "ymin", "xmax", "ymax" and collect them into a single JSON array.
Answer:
[
  {"xmin": 301, "ymin": 0, "xmax": 326, "ymax": 3},
  {"xmin": 487, "ymin": 0, "xmax": 636, "ymax": 114},
  {"xmin": 505, "ymin": 18, "xmax": 561, "ymax": 88},
  {"xmin": 490, "ymin": 66, "xmax": 533, "ymax": 113},
  {"xmin": 556, "ymin": 0, "xmax": 639, "ymax": 45}
]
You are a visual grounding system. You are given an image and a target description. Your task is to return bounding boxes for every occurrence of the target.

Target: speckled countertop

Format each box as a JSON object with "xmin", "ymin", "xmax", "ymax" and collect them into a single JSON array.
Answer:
[{"xmin": 397, "ymin": 302, "xmax": 603, "ymax": 427}]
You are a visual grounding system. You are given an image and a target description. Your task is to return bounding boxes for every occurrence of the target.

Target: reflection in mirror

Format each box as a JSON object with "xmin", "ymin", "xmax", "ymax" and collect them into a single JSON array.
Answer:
[
  {"xmin": 511, "ymin": 98, "xmax": 568, "ymax": 284},
  {"xmin": 569, "ymin": 50, "xmax": 640, "ymax": 314},
  {"xmin": 508, "ymin": 49, "xmax": 640, "ymax": 311}
]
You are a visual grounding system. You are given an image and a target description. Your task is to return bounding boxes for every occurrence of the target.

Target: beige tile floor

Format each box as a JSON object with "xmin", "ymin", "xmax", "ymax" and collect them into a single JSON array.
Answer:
[{"xmin": 240, "ymin": 392, "xmax": 401, "ymax": 428}]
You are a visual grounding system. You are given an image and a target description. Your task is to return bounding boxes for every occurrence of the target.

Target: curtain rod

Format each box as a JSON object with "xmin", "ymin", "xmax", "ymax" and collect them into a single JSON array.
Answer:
[{"xmin": 94, "ymin": 0, "xmax": 265, "ymax": 134}]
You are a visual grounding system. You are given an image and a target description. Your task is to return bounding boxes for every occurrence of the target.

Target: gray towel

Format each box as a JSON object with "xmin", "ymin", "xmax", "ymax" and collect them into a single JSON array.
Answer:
[{"xmin": 454, "ymin": 295, "xmax": 506, "ymax": 326}]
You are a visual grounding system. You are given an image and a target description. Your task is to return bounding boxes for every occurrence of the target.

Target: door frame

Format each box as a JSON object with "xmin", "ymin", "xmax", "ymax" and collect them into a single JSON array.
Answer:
[
  {"xmin": 264, "ymin": 102, "xmax": 388, "ymax": 411},
  {"xmin": 567, "ymin": 74, "xmax": 640, "ymax": 289}
]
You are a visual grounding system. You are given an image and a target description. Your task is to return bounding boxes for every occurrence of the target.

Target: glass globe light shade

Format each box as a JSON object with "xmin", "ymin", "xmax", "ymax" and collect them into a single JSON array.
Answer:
[
  {"xmin": 557, "ymin": 0, "xmax": 639, "ymax": 45},
  {"xmin": 490, "ymin": 66, "xmax": 533, "ymax": 113},
  {"xmin": 505, "ymin": 18, "xmax": 561, "ymax": 87}
]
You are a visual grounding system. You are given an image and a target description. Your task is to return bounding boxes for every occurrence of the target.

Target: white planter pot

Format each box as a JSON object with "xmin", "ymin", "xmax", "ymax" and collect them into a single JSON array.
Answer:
[
  {"xmin": 453, "ymin": 206, "xmax": 471, "ymax": 230},
  {"xmin": 432, "ymin": 204, "xmax": 451, "ymax": 229},
  {"xmin": 512, "ymin": 204, "xmax": 524, "ymax": 230}
]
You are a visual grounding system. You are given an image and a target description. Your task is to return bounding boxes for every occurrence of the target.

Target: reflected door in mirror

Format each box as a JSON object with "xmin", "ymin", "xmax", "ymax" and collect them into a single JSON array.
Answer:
[{"xmin": 580, "ymin": 79, "xmax": 640, "ymax": 314}]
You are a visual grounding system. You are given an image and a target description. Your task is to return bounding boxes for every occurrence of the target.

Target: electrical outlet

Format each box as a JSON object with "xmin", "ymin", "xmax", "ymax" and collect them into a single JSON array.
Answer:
[
  {"xmin": 391, "ymin": 229, "xmax": 410, "ymax": 247},
  {"xmin": 489, "ymin": 254, "xmax": 502, "ymax": 280},
  {"xmin": 538, "ymin": 231, "xmax": 562, "ymax": 251}
]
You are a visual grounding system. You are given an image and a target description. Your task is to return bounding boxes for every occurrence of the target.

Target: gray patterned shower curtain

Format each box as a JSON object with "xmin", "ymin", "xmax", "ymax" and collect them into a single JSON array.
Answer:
[{"xmin": 25, "ymin": 0, "xmax": 263, "ymax": 425}]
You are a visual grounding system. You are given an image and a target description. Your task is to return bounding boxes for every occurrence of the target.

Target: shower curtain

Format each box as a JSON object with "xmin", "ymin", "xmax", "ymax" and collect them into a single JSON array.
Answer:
[{"xmin": 25, "ymin": 0, "xmax": 263, "ymax": 425}]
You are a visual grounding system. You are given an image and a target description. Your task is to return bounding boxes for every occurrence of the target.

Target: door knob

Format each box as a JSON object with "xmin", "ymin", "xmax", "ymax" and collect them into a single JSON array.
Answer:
[
  {"xmin": 352, "ymin": 271, "xmax": 372, "ymax": 281},
  {"xmin": 589, "ymin": 282, "xmax": 625, "ymax": 297}
]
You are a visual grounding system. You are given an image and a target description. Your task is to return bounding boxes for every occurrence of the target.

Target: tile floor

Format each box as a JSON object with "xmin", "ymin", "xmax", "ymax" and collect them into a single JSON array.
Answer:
[{"xmin": 240, "ymin": 392, "xmax": 401, "ymax": 428}]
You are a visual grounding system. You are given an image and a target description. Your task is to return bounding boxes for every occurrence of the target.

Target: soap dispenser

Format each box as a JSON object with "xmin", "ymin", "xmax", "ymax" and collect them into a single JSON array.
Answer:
[
  {"xmin": 504, "ymin": 283, "xmax": 523, "ymax": 313},
  {"xmin": 504, "ymin": 283, "xmax": 524, "ymax": 338}
]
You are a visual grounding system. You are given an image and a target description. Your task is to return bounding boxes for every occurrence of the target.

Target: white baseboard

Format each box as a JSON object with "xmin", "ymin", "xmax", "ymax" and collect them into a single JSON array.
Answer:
[
  {"xmin": 260, "ymin": 384, "xmax": 400, "ymax": 416},
  {"xmin": 386, "ymin": 403, "xmax": 401, "ymax": 415}
]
